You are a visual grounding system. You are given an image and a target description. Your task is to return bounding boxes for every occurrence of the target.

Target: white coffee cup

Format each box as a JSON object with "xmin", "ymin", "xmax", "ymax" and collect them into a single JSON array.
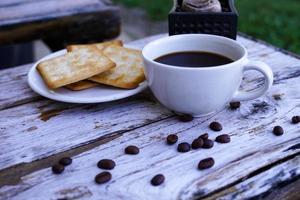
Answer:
[{"xmin": 142, "ymin": 34, "xmax": 273, "ymax": 116}]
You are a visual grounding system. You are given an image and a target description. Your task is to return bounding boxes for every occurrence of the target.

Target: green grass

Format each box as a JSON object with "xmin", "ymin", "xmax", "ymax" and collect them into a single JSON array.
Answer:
[
  {"xmin": 237, "ymin": 0, "xmax": 300, "ymax": 54},
  {"xmin": 114, "ymin": 0, "xmax": 172, "ymax": 20},
  {"xmin": 113, "ymin": 0, "xmax": 300, "ymax": 55}
]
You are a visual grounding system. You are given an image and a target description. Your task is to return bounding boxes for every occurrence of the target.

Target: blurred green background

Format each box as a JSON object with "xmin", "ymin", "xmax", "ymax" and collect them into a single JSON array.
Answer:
[{"xmin": 114, "ymin": 0, "xmax": 300, "ymax": 54}]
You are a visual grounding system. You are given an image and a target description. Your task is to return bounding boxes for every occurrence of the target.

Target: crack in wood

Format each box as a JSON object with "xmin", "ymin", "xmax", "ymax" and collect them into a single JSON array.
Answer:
[
  {"xmin": 273, "ymin": 68, "xmax": 300, "ymax": 84},
  {"xmin": 54, "ymin": 185, "xmax": 93, "ymax": 200},
  {"xmin": 0, "ymin": 96, "xmax": 41, "ymax": 111},
  {"xmin": 0, "ymin": 132, "xmax": 119, "ymax": 187},
  {"xmin": 0, "ymin": 115, "xmax": 174, "ymax": 187},
  {"xmin": 200, "ymin": 152, "xmax": 300, "ymax": 200},
  {"xmin": 39, "ymin": 108, "xmax": 64, "ymax": 122},
  {"xmin": 246, "ymin": 171, "xmax": 300, "ymax": 200},
  {"xmin": 284, "ymin": 143, "xmax": 300, "ymax": 152}
]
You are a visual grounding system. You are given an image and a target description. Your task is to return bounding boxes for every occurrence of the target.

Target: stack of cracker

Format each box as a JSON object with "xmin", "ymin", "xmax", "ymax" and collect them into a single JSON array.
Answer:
[{"xmin": 37, "ymin": 40, "xmax": 145, "ymax": 91}]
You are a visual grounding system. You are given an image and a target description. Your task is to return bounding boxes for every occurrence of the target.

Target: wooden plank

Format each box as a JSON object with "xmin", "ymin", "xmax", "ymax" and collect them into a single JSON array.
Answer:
[
  {"xmin": 0, "ymin": 0, "xmax": 112, "ymax": 25},
  {"xmin": 0, "ymin": 63, "xmax": 40, "ymax": 110},
  {"xmin": 0, "ymin": 73, "xmax": 299, "ymax": 199},
  {"xmin": 203, "ymin": 155, "xmax": 300, "ymax": 199},
  {"xmin": 0, "ymin": 95, "xmax": 172, "ymax": 172},
  {"xmin": 0, "ymin": 0, "xmax": 120, "ymax": 48},
  {"xmin": 264, "ymin": 175, "xmax": 300, "ymax": 200}
]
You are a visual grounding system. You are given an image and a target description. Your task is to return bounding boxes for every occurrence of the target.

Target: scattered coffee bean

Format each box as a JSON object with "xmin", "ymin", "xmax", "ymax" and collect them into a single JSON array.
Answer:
[
  {"xmin": 273, "ymin": 94, "xmax": 282, "ymax": 100},
  {"xmin": 202, "ymin": 139, "xmax": 214, "ymax": 149},
  {"xmin": 177, "ymin": 142, "xmax": 191, "ymax": 152},
  {"xmin": 209, "ymin": 121, "xmax": 222, "ymax": 131},
  {"xmin": 198, "ymin": 157, "xmax": 215, "ymax": 170},
  {"xmin": 52, "ymin": 164, "xmax": 65, "ymax": 174},
  {"xmin": 229, "ymin": 101, "xmax": 241, "ymax": 109},
  {"xmin": 273, "ymin": 126, "xmax": 284, "ymax": 136},
  {"xmin": 125, "ymin": 145, "xmax": 140, "ymax": 155},
  {"xmin": 215, "ymin": 134, "xmax": 231, "ymax": 143},
  {"xmin": 151, "ymin": 174, "xmax": 165, "ymax": 186},
  {"xmin": 59, "ymin": 157, "xmax": 72, "ymax": 166},
  {"xmin": 291, "ymin": 116, "xmax": 300, "ymax": 124},
  {"xmin": 178, "ymin": 114, "xmax": 194, "ymax": 122},
  {"xmin": 166, "ymin": 134, "xmax": 178, "ymax": 145},
  {"xmin": 95, "ymin": 172, "xmax": 112, "ymax": 184},
  {"xmin": 191, "ymin": 138, "xmax": 204, "ymax": 149},
  {"xmin": 198, "ymin": 133, "xmax": 209, "ymax": 140},
  {"xmin": 97, "ymin": 159, "xmax": 116, "ymax": 170}
]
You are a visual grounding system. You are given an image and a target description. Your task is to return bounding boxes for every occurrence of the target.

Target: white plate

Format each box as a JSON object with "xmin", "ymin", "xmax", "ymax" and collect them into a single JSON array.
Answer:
[{"xmin": 28, "ymin": 48, "xmax": 147, "ymax": 104}]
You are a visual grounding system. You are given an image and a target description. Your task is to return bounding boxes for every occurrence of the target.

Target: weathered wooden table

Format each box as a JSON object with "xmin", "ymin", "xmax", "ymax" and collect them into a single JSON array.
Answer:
[{"xmin": 0, "ymin": 34, "xmax": 300, "ymax": 200}]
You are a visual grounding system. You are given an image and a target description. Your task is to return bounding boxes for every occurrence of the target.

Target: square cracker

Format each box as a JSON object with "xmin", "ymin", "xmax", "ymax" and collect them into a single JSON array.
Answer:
[
  {"xmin": 65, "ymin": 80, "xmax": 99, "ymax": 91},
  {"xmin": 37, "ymin": 46, "xmax": 115, "ymax": 89},
  {"xmin": 67, "ymin": 40, "xmax": 123, "ymax": 52},
  {"xmin": 64, "ymin": 40, "xmax": 122, "ymax": 90},
  {"xmin": 88, "ymin": 45, "xmax": 145, "ymax": 89}
]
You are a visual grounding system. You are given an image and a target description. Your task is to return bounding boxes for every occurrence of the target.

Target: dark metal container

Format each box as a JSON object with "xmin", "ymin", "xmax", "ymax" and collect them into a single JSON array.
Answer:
[{"xmin": 168, "ymin": 0, "xmax": 238, "ymax": 39}]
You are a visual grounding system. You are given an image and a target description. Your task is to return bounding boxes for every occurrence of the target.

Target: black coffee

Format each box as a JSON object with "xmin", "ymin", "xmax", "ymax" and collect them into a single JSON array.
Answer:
[{"xmin": 155, "ymin": 51, "xmax": 233, "ymax": 67}]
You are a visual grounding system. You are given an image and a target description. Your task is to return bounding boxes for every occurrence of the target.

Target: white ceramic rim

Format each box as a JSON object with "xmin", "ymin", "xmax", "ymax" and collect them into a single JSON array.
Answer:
[{"xmin": 142, "ymin": 34, "xmax": 248, "ymax": 71}]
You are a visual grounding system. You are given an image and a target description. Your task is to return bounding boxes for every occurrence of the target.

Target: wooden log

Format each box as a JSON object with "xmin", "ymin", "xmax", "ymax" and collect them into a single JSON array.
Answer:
[{"xmin": 0, "ymin": 0, "xmax": 120, "ymax": 50}]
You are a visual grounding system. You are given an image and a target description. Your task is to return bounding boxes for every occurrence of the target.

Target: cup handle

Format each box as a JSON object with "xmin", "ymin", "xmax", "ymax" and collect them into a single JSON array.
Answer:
[{"xmin": 232, "ymin": 60, "xmax": 273, "ymax": 101}]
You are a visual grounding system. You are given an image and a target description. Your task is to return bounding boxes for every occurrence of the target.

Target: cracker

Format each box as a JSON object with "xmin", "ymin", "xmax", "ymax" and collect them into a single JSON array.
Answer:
[
  {"xmin": 65, "ymin": 80, "xmax": 99, "ymax": 91},
  {"xmin": 37, "ymin": 46, "xmax": 115, "ymax": 89},
  {"xmin": 88, "ymin": 45, "xmax": 145, "ymax": 89},
  {"xmin": 66, "ymin": 40, "xmax": 123, "ymax": 52}
]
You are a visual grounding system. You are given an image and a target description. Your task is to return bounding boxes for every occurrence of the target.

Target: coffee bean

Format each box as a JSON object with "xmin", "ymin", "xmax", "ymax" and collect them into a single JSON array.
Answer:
[
  {"xmin": 52, "ymin": 164, "xmax": 65, "ymax": 174},
  {"xmin": 291, "ymin": 116, "xmax": 300, "ymax": 124},
  {"xmin": 178, "ymin": 114, "xmax": 194, "ymax": 122},
  {"xmin": 229, "ymin": 101, "xmax": 241, "ymax": 109},
  {"xmin": 177, "ymin": 142, "xmax": 191, "ymax": 152},
  {"xmin": 198, "ymin": 157, "xmax": 215, "ymax": 169},
  {"xmin": 215, "ymin": 134, "xmax": 231, "ymax": 143},
  {"xmin": 273, "ymin": 94, "xmax": 282, "ymax": 100},
  {"xmin": 151, "ymin": 174, "xmax": 165, "ymax": 186},
  {"xmin": 191, "ymin": 138, "xmax": 203, "ymax": 149},
  {"xmin": 125, "ymin": 145, "xmax": 140, "ymax": 155},
  {"xmin": 209, "ymin": 121, "xmax": 222, "ymax": 131},
  {"xmin": 59, "ymin": 157, "xmax": 72, "ymax": 166},
  {"xmin": 198, "ymin": 133, "xmax": 209, "ymax": 140},
  {"xmin": 273, "ymin": 126, "xmax": 284, "ymax": 136},
  {"xmin": 95, "ymin": 172, "xmax": 112, "ymax": 184},
  {"xmin": 97, "ymin": 159, "xmax": 115, "ymax": 170},
  {"xmin": 166, "ymin": 134, "xmax": 178, "ymax": 145},
  {"xmin": 202, "ymin": 139, "xmax": 214, "ymax": 149}
]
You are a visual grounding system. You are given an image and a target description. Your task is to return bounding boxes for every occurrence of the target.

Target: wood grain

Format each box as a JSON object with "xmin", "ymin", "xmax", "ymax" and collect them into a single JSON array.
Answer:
[
  {"xmin": 203, "ymin": 155, "xmax": 300, "ymax": 200},
  {"xmin": 0, "ymin": 34, "xmax": 300, "ymax": 199},
  {"xmin": 0, "ymin": 63, "xmax": 40, "ymax": 110},
  {"xmin": 1, "ymin": 73, "xmax": 299, "ymax": 199},
  {"xmin": 0, "ymin": 96, "xmax": 172, "ymax": 172}
]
